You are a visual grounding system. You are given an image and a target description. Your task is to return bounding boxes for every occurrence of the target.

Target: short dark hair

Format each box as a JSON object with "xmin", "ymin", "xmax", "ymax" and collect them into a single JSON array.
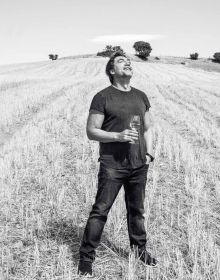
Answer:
[{"xmin": 105, "ymin": 52, "xmax": 127, "ymax": 84}]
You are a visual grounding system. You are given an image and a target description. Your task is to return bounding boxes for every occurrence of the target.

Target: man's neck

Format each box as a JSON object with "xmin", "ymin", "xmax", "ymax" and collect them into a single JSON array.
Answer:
[{"xmin": 112, "ymin": 79, "xmax": 131, "ymax": 92}]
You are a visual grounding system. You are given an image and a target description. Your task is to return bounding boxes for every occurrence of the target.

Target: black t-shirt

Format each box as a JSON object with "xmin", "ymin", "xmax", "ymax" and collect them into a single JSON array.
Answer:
[{"xmin": 89, "ymin": 85, "xmax": 151, "ymax": 169}]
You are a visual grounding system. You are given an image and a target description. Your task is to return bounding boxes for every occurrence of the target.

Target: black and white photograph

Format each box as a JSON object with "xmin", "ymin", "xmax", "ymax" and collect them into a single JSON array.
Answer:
[{"xmin": 0, "ymin": 0, "xmax": 220, "ymax": 279}]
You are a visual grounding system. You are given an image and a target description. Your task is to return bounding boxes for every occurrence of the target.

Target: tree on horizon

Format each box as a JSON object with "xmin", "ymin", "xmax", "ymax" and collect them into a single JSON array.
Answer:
[
  {"xmin": 49, "ymin": 54, "xmax": 58, "ymax": 61},
  {"xmin": 133, "ymin": 41, "xmax": 152, "ymax": 60}
]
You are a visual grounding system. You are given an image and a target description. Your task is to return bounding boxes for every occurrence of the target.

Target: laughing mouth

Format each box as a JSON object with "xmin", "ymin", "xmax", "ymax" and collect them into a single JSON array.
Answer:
[{"xmin": 124, "ymin": 67, "xmax": 132, "ymax": 71}]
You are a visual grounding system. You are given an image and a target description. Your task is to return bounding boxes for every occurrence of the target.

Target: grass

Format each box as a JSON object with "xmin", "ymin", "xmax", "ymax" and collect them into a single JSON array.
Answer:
[{"xmin": 0, "ymin": 57, "xmax": 220, "ymax": 279}]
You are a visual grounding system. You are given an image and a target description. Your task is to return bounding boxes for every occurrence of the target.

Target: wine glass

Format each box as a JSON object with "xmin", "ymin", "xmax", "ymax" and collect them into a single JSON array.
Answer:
[{"xmin": 129, "ymin": 115, "xmax": 140, "ymax": 144}]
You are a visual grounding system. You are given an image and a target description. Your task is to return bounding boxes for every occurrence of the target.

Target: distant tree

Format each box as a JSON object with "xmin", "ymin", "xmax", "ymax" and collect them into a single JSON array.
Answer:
[
  {"xmin": 112, "ymin": 46, "xmax": 125, "ymax": 54},
  {"xmin": 49, "ymin": 54, "xmax": 58, "ymax": 60},
  {"xmin": 97, "ymin": 45, "xmax": 125, "ymax": 57},
  {"xmin": 105, "ymin": 45, "xmax": 113, "ymax": 52},
  {"xmin": 190, "ymin": 52, "xmax": 199, "ymax": 60},
  {"xmin": 133, "ymin": 41, "xmax": 152, "ymax": 60},
  {"xmin": 213, "ymin": 52, "xmax": 220, "ymax": 63}
]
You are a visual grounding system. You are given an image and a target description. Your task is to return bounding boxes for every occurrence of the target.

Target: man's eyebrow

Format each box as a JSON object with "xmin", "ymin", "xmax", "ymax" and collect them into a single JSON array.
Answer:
[{"xmin": 118, "ymin": 58, "xmax": 129, "ymax": 62}]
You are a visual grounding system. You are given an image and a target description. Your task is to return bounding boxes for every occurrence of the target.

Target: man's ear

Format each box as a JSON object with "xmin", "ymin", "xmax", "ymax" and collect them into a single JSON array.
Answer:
[{"xmin": 110, "ymin": 69, "xmax": 115, "ymax": 75}]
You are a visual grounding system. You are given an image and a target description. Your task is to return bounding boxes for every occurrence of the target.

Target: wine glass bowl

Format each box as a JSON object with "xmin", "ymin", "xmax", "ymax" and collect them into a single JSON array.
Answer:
[{"xmin": 129, "ymin": 115, "xmax": 141, "ymax": 144}]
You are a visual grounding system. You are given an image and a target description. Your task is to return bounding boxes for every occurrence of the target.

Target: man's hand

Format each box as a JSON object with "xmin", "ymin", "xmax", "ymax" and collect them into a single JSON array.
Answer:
[{"xmin": 116, "ymin": 129, "xmax": 139, "ymax": 143}]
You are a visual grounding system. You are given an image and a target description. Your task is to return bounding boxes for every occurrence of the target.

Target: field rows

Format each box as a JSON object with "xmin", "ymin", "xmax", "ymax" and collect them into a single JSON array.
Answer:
[{"xmin": 0, "ymin": 58, "xmax": 220, "ymax": 279}]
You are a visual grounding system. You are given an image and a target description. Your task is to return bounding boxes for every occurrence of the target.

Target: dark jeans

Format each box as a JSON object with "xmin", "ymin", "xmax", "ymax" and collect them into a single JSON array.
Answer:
[{"xmin": 79, "ymin": 162, "xmax": 149, "ymax": 262}]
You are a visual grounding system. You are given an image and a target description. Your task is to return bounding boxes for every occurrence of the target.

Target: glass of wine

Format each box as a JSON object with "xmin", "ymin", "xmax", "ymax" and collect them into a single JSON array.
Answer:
[{"xmin": 129, "ymin": 115, "xmax": 141, "ymax": 144}]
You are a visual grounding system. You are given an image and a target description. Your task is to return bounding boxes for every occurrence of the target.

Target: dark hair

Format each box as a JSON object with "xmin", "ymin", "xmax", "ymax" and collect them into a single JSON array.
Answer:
[{"xmin": 105, "ymin": 52, "xmax": 127, "ymax": 84}]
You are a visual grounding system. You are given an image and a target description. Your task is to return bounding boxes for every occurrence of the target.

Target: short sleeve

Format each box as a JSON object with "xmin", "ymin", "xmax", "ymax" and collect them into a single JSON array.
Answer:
[
  {"xmin": 140, "ymin": 91, "xmax": 151, "ymax": 111},
  {"xmin": 89, "ymin": 93, "xmax": 105, "ymax": 113}
]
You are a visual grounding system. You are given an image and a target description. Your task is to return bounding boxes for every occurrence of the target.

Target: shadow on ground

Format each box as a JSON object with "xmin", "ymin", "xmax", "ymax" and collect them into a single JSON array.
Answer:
[{"xmin": 42, "ymin": 219, "xmax": 129, "ymax": 265}]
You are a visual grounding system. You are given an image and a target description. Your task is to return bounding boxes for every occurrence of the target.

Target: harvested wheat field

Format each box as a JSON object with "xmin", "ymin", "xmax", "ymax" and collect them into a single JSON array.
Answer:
[{"xmin": 0, "ymin": 57, "xmax": 220, "ymax": 279}]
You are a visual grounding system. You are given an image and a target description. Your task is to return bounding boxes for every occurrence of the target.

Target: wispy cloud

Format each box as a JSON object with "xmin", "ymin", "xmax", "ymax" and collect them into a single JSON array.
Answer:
[{"xmin": 90, "ymin": 34, "xmax": 165, "ymax": 43}]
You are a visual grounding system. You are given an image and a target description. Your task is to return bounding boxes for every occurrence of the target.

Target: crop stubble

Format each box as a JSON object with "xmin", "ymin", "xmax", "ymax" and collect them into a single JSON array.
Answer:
[{"xmin": 0, "ymin": 58, "xmax": 219, "ymax": 279}]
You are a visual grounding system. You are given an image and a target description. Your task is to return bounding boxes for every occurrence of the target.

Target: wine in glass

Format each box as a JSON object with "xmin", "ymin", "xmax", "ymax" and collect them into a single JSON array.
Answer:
[{"xmin": 129, "ymin": 115, "xmax": 141, "ymax": 144}]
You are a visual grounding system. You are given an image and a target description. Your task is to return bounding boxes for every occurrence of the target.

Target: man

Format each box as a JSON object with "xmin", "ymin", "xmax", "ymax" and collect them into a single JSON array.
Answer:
[{"xmin": 78, "ymin": 52, "xmax": 157, "ymax": 276}]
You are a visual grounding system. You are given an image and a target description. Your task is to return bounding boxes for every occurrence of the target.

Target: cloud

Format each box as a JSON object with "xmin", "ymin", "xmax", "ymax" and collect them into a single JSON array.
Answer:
[{"xmin": 90, "ymin": 34, "xmax": 164, "ymax": 43}]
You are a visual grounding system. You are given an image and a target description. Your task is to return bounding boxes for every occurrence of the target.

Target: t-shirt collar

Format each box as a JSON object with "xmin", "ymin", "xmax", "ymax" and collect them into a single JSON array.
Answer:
[{"xmin": 111, "ymin": 85, "xmax": 132, "ymax": 93}]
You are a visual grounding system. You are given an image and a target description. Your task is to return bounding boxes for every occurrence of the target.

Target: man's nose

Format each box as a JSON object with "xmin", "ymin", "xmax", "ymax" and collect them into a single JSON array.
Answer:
[{"xmin": 125, "ymin": 60, "xmax": 131, "ymax": 65}]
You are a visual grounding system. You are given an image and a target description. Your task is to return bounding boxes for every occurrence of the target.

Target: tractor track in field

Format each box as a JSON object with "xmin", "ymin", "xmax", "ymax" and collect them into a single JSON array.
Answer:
[
  {"xmin": 0, "ymin": 84, "xmax": 75, "ymax": 149},
  {"xmin": 154, "ymin": 86, "xmax": 219, "ymax": 152},
  {"xmin": 0, "ymin": 79, "xmax": 42, "ymax": 93},
  {"xmin": 134, "ymin": 64, "xmax": 220, "ymax": 165}
]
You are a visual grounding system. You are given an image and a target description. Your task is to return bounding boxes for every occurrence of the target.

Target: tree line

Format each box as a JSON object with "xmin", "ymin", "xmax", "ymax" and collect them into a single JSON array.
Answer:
[
  {"xmin": 97, "ymin": 41, "xmax": 152, "ymax": 60},
  {"xmin": 48, "ymin": 41, "xmax": 220, "ymax": 63},
  {"xmin": 97, "ymin": 42, "xmax": 220, "ymax": 63}
]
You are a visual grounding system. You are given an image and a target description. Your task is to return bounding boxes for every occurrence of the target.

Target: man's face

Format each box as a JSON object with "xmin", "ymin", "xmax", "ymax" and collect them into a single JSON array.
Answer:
[{"xmin": 111, "ymin": 56, "xmax": 133, "ymax": 79}]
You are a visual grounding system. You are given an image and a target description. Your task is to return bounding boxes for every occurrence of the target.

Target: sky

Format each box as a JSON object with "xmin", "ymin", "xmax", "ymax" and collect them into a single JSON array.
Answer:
[{"xmin": 0, "ymin": 0, "xmax": 220, "ymax": 64}]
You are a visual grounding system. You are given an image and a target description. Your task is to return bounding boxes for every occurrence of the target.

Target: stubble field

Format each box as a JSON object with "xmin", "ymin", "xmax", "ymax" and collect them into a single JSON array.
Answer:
[{"xmin": 0, "ymin": 57, "xmax": 220, "ymax": 279}]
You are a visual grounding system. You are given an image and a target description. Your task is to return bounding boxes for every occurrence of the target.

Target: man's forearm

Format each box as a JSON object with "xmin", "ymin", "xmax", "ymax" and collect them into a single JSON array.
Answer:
[
  {"xmin": 144, "ymin": 127, "xmax": 154, "ymax": 156},
  {"xmin": 87, "ymin": 128, "xmax": 119, "ymax": 143}
]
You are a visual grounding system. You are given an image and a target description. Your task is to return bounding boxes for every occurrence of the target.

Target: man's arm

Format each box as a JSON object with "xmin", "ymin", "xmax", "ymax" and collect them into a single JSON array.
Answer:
[
  {"xmin": 143, "ymin": 110, "xmax": 154, "ymax": 163},
  {"xmin": 86, "ymin": 109, "xmax": 138, "ymax": 143}
]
